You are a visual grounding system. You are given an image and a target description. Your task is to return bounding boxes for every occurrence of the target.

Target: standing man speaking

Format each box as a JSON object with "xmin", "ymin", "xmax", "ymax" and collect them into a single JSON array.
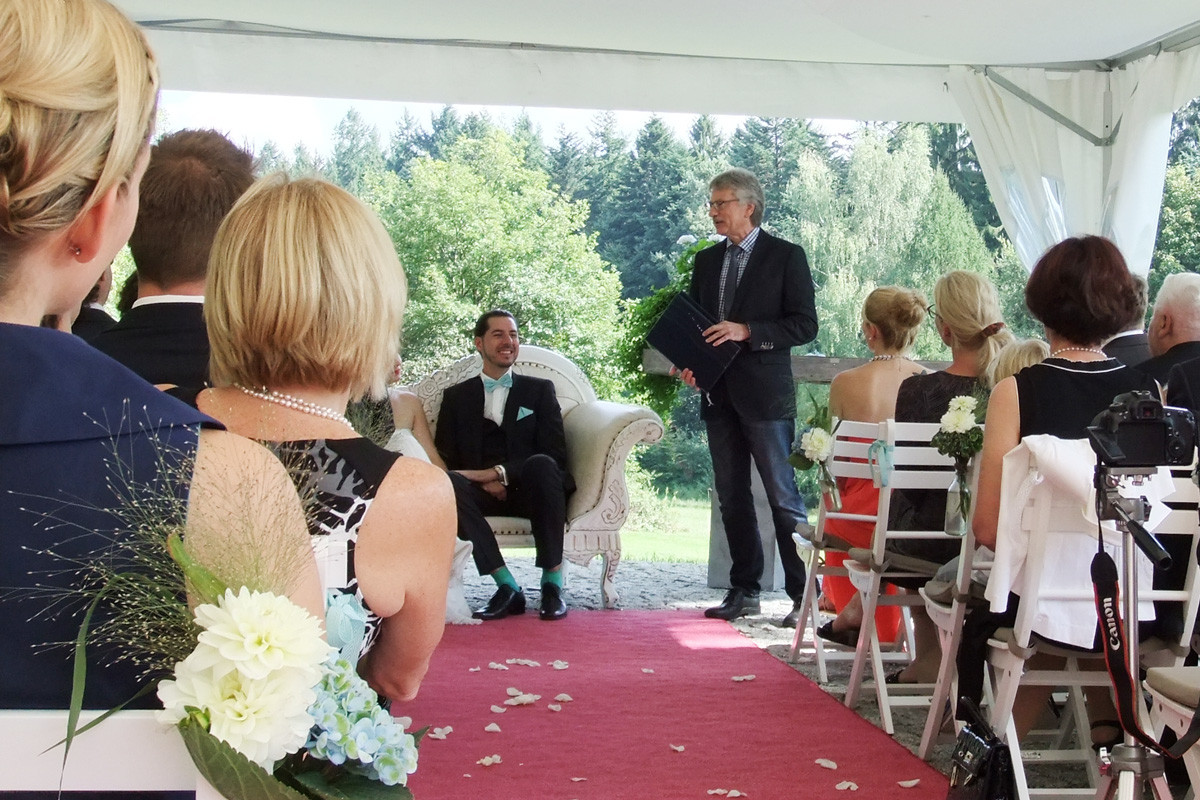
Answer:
[{"xmin": 681, "ymin": 168, "xmax": 818, "ymax": 626}]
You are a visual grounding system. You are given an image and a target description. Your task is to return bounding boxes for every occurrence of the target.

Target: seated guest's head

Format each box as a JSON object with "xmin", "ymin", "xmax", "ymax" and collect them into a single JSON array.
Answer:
[
  {"xmin": 986, "ymin": 338, "xmax": 1050, "ymax": 386},
  {"xmin": 862, "ymin": 286, "xmax": 927, "ymax": 354},
  {"xmin": 1148, "ymin": 273, "xmax": 1200, "ymax": 357},
  {"xmin": 1025, "ymin": 235, "xmax": 1139, "ymax": 347},
  {"xmin": 205, "ymin": 174, "xmax": 406, "ymax": 400},
  {"xmin": 129, "ymin": 129, "xmax": 255, "ymax": 296},
  {"xmin": 1122, "ymin": 274, "xmax": 1149, "ymax": 334},
  {"xmin": 932, "ymin": 270, "xmax": 1014, "ymax": 382},
  {"xmin": 0, "ymin": 0, "xmax": 157, "ymax": 318}
]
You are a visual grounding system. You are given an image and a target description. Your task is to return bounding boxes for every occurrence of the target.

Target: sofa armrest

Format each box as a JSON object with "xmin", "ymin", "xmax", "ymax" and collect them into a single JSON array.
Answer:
[{"xmin": 562, "ymin": 400, "xmax": 663, "ymax": 521}]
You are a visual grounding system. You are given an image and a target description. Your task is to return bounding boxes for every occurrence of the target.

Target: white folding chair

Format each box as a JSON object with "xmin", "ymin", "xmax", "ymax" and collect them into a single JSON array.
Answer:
[
  {"xmin": 841, "ymin": 419, "xmax": 962, "ymax": 735},
  {"xmin": 1144, "ymin": 666, "xmax": 1200, "ymax": 797},
  {"xmin": 788, "ymin": 419, "xmax": 885, "ymax": 683},
  {"xmin": 0, "ymin": 709, "xmax": 219, "ymax": 796},
  {"xmin": 984, "ymin": 438, "xmax": 1200, "ymax": 800}
]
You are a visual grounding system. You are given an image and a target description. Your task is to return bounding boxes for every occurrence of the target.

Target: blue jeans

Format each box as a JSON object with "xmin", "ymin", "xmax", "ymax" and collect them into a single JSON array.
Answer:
[{"xmin": 705, "ymin": 409, "xmax": 808, "ymax": 599}]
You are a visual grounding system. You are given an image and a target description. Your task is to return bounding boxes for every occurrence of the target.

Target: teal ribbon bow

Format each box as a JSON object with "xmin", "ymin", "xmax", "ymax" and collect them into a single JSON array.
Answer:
[
  {"xmin": 325, "ymin": 590, "xmax": 369, "ymax": 663},
  {"xmin": 867, "ymin": 439, "xmax": 894, "ymax": 487},
  {"xmin": 482, "ymin": 371, "xmax": 514, "ymax": 393}
]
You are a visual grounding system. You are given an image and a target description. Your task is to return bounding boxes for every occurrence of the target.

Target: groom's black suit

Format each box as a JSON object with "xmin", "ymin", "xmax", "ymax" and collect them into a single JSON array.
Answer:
[{"xmin": 435, "ymin": 373, "xmax": 574, "ymax": 574}]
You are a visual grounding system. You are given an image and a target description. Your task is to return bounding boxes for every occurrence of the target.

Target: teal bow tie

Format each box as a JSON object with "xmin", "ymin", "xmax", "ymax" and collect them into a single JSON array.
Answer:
[{"xmin": 483, "ymin": 372, "xmax": 513, "ymax": 393}]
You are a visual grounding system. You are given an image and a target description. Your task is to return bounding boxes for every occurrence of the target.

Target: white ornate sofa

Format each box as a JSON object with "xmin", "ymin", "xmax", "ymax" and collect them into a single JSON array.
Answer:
[{"xmin": 403, "ymin": 345, "xmax": 663, "ymax": 608}]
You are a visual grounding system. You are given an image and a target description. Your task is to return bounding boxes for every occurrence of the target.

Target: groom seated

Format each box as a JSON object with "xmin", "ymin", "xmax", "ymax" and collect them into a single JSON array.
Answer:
[{"xmin": 435, "ymin": 309, "xmax": 574, "ymax": 621}]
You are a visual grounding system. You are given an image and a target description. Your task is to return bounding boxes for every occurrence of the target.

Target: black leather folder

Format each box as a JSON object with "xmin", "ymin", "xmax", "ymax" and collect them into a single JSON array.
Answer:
[{"xmin": 645, "ymin": 292, "xmax": 741, "ymax": 392}]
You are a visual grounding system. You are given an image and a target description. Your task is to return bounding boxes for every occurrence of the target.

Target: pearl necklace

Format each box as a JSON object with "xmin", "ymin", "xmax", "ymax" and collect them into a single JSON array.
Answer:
[
  {"xmin": 1048, "ymin": 346, "xmax": 1107, "ymax": 360},
  {"xmin": 236, "ymin": 384, "xmax": 352, "ymax": 427}
]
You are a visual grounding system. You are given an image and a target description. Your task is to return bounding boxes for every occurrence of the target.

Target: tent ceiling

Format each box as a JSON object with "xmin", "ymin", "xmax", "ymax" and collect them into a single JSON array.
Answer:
[{"xmin": 117, "ymin": 1, "xmax": 1200, "ymax": 122}]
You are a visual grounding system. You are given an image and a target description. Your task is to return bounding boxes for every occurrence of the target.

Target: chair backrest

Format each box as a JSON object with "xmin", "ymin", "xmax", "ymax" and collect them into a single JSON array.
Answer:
[
  {"xmin": 814, "ymin": 419, "xmax": 888, "ymax": 537},
  {"xmin": 403, "ymin": 344, "xmax": 597, "ymax": 433},
  {"xmin": 994, "ymin": 437, "xmax": 1199, "ymax": 655},
  {"xmin": 0, "ymin": 709, "xmax": 216, "ymax": 795}
]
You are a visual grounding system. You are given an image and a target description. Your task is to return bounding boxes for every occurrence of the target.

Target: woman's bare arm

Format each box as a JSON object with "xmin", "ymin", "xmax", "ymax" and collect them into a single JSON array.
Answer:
[{"xmin": 972, "ymin": 376, "xmax": 1020, "ymax": 550}]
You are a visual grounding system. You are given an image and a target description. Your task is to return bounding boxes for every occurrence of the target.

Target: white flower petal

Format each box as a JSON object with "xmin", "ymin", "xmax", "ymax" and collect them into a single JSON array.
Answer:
[
  {"xmin": 670, "ymin": 744, "xmax": 685, "ymax": 752},
  {"xmin": 488, "ymin": 662, "xmax": 509, "ymax": 671},
  {"xmin": 490, "ymin": 705, "xmax": 507, "ymax": 713},
  {"xmin": 506, "ymin": 687, "xmax": 523, "ymax": 696},
  {"xmin": 898, "ymin": 779, "xmax": 921, "ymax": 788},
  {"xmin": 571, "ymin": 777, "xmax": 587, "ymax": 782},
  {"xmin": 836, "ymin": 781, "xmax": 858, "ymax": 790},
  {"xmin": 468, "ymin": 666, "xmax": 481, "ymax": 672},
  {"xmin": 548, "ymin": 703, "xmax": 562, "ymax": 712},
  {"xmin": 484, "ymin": 722, "xmax": 502, "ymax": 732},
  {"xmin": 815, "ymin": 758, "xmax": 838, "ymax": 770},
  {"xmin": 707, "ymin": 791, "xmax": 729, "ymax": 796},
  {"xmin": 642, "ymin": 668, "xmax": 655, "ymax": 674},
  {"xmin": 551, "ymin": 660, "xmax": 569, "ymax": 670},
  {"xmin": 731, "ymin": 674, "xmax": 756, "ymax": 682},
  {"xmin": 554, "ymin": 693, "xmax": 573, "ymax": 702}
]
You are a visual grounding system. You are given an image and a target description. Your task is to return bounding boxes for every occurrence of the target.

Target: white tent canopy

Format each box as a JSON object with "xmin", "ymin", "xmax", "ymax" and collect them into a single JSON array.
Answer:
[{"xmin": 118, "ymin": 1, "xmax": 1200, "ymax": 272}]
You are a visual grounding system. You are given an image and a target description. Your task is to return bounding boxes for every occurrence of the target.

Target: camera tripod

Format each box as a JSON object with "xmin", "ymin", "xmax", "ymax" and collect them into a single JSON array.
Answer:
[{"xmin": 1092, "ymin": 467, "xmax": 1173, "ymax": 800}]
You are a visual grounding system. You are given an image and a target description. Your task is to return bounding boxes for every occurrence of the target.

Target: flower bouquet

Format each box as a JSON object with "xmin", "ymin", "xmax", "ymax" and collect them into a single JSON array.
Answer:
[
  {"xmin": 930, "ymin": 395, "xmax": 986, "ymax": 531},
  {"xmin": 66, "ymin": 528, "xmax": 423, "ymax": 800},
  {"xmin": 790, "ymin": 390, "xmax": 840, "ymax": 511}
]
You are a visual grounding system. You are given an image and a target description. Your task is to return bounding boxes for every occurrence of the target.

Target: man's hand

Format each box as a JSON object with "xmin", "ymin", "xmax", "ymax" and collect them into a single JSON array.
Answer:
[
  {"xmin": 703, "ymin": 321, "xmax": 750, "ymax": 346},
  {"xmin": 480, "ymin": 480, "xmax": 507, "ymax": 501},
  {"xmin": 455, "ymin": 468, "xmax": 500, "ymax": 484},
  {"xmin": 670, "ymin": 365, "xmax": 699, "ymax": 390}
]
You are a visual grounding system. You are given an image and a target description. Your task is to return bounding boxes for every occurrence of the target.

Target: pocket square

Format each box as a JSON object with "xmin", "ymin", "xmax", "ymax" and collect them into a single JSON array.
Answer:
[{"xmin": 516, "ymin": 406, "xmax": 534, "ymax": 421}]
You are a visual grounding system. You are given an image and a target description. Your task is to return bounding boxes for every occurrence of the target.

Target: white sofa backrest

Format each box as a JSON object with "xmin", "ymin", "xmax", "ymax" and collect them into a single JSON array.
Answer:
[{"xmin": 406, "ymin": 344, "xmax": 597, "ymax": 432}]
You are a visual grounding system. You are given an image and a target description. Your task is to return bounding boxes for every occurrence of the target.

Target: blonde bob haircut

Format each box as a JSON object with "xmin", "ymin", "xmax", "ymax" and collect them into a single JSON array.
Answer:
[
  {"xmin": 0, "ymin": 0, "xmax": 158, "ymax": 270},
  {"xmin": 205, "ymin": 175, "xmax": 406, "ymax": 400},
  {"xmin": 863, "ymin": 285, "xmax": 927, "ymax": 352}
]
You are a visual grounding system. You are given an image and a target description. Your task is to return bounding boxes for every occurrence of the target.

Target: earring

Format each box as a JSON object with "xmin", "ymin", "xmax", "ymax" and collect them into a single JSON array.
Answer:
[{"xmin": 70, "ymin": 245, "xmax": 82, "ymax": 256}]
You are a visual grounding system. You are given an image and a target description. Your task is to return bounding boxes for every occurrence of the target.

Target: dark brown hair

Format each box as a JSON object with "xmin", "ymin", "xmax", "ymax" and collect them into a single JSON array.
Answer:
[
  {"xmin": 1024, "ymin": 235, "xmax": 1137, "ymax": 346},
  {"xmin": 474, "ymin": 309, "xmax": 517, "ymax": 338},
  {"xmin": 128, "ymin": 129, "xmax": 255, "ymax": 288}
]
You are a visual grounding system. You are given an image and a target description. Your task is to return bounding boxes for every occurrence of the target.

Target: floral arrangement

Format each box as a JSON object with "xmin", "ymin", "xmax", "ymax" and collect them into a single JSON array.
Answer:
[
  {"xmin": 789, "ymin": 390, "xmax": 840, "ymax": 510},
  {"xmin": 930, "ymin": 394, "xmax": 986, "ymax": 524},
  {"xmin": 63, "ymin": 507, "xmax": 423, "ymax": 800}
]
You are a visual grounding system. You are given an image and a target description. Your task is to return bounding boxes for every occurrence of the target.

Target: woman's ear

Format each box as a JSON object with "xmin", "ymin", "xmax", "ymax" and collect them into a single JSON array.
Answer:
[{"xmin": 63, "ymin": 185, "xmax": 119, "ymax": 264}]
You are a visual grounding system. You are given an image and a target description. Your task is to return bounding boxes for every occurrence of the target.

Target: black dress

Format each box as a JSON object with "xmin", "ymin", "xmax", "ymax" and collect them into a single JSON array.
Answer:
[{"xmin": 955, "ymin": 357, "xmax": 1159, "ymax": 714}]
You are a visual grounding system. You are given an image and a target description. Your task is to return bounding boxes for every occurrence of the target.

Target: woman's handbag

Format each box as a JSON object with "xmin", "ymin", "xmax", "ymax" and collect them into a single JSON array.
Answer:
[{"xmin": 945, "ymin": 697, "xmax": 1016, "ymax": 800}]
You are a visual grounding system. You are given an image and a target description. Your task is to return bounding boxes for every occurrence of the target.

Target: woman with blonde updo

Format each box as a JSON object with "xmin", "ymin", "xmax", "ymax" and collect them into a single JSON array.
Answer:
[
  {"xmin": 0, "ymin": 0, "xmax": 321, "ymax": 729},
  {"xmin": 816, "ymin": 286, "xmax": 928, "ymax": 647}
]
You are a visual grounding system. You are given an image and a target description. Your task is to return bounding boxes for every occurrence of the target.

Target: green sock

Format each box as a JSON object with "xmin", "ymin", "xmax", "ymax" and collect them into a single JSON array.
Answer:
[
  {"xmin": 542, "ymin": 568, "xmax": 563, "ymax": 588},
  {"xmin": 492, "ymin": 566, "xmax": 519, "ymax": 590}
]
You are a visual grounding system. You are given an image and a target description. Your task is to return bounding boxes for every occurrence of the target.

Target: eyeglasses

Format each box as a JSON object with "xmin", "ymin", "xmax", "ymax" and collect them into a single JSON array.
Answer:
[{"xmin": 705, "ymin": 199, "xmax": 741, "ymax": 211}]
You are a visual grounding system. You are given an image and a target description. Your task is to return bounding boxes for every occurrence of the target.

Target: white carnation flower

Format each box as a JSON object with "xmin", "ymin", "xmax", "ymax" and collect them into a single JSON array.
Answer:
[
  {"xmin": 676, "ymin": 234, "xmax": 698, "ymax": 246},
  {"xmin": 940, "ymin": 408, "xmax": 975, "ymax": 434},
  {"xmin": 196, "ymin": 587, "xmax": 330, "ymax": 681},
  {"xmin": 802, "ymin": 428, "xmax": 834, "ymax": 463},
  {"xmin": 947, "ymin": 395, "xmax": 976, "ymax": 415}
]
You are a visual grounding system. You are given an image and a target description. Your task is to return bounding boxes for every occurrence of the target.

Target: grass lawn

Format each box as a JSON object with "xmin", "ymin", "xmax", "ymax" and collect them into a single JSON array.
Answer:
[{"xmin": 621, "ymin": 497, "xmax": 711, "ymax": 562}]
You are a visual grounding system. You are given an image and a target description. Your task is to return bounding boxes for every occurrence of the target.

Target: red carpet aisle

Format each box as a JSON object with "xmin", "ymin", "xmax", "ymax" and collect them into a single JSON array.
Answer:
[{"xmin": 399, "ymin": 610, "xmax": 947, "ymax": 800}]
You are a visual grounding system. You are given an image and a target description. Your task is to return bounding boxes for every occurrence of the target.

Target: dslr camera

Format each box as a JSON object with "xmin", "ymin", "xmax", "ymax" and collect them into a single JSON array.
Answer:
[{"xmin": 1087, "ymin": 390, "xmax": 1196, "ymax": 468}]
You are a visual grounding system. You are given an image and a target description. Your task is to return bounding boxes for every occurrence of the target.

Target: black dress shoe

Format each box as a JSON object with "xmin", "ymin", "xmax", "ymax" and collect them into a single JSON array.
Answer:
[
  {"xmin": 704, "ymin": 588, "xmax": 760, "ymax": 620},
  {"xmin": 473, "ymin": 585, "xmax": 526, "ymax": 620},
  {"xmin": 780, "ymin": 599, "xmax": 804, "ymax": 629},
  {"xmin": 539, "ymin": 583, "xmax": 568, "ymax": 621}
]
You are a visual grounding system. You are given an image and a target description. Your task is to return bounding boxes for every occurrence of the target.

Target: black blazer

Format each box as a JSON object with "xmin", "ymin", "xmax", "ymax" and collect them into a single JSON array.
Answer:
[
  {"xmin": 1166, "ymin": 356, "xmax": 1200, "ymax": 419},
  {"xmin": 689, "ymin": 229, "xmax": 818, "ymax": 420},
  {"xmin": 1137, "ymin": 340, "xmax": 1200, "ymax": 385},
  {"xmin": 89, "ymin": 301, "xmax": 210, "ymax": 389},
  {"xmin": 434, "ymin": 373, "xmax": 575, "ymax": 495},
  {"xmin": 71, "ymin": 305, "xmax": 116, "ymax": 342},
  {"xmin": 1102, "ymin": 330, "xmax": 1151, "ymax": 368}
]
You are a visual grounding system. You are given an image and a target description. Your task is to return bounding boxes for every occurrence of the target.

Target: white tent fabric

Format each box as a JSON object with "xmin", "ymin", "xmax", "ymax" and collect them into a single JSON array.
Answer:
[
  {"xmin": 116, "ymin": 2, "xmax": 1200, "ymax": 272},
  {"xmin": 950, "ymin": 48, "xmax": 1200, "ymax": 274}
]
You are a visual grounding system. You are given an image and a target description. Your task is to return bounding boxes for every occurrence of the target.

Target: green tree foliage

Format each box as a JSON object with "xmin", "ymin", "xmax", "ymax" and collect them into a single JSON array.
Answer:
[
  {"xmin": 1169, "ymin": 97, "xmax": 1200, "ymax": 172},
  {"xmin": 1149, "ymin": 163, "xmax": 1200, "ymax": 299},
  {"xmin": 255, "ymin": 140, "xmax": 290, "ymax": 175},
  {"xmin": 574, "ymin": 112, "xmax": 628, "ymax": 238},
  {"xmin": 729, "ymin": 117, "xmax": 830, "ymax": 223},
  {"xmin": 598, "ymin": 117, "xmax": 702, "ymax": 298},
  {"xmin": 511, "ymin": 112, "xmax": 549, "ymax": 174},
  {"xmin": 920, "ymin": 123, "xmax": 1004, "ymax": 252},
  {"xmin": 329, "ymin": 109, "xmax": 384, "ymax": 193},
  {"xmin": 385, "ymin": 111, "xmax": 427, "ymax": 176},
  {"xmin": 547, "ymin": 129, "xmax": 586, "ymax": 198},
  {"xmin": 360, "ymin": 131, "xmax": 623, "ymax": 394},
  {"xmin": 290, "ymin": 143, "xmax": 327, "ymax": 179}
]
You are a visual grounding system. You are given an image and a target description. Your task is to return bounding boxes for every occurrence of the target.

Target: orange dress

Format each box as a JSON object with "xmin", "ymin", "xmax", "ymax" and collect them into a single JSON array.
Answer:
[{"xmin": 821, "ymin": 476, "xmax": 901, "ymax": 642}]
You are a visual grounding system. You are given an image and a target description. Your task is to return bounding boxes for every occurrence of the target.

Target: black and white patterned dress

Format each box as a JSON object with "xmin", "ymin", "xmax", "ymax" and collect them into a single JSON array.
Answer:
[{"xmin": 268, "ymin": 437, "xmax": 401, "ymax": 662}]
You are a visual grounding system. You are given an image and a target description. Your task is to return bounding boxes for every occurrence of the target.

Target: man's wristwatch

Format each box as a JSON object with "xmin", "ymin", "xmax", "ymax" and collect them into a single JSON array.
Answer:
[{"xmin": 494, "ymin": 464, "xmax": 508, "ymax": 486}]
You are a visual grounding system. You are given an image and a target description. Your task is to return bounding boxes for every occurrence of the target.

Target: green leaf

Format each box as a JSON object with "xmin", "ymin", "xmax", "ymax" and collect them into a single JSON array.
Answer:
[
  {"xmin": 167, "ymin": 531, "xmax": 228, "ymax": 604},
  {"xmin": 289, "ymin": 770, "xmax": 414, "ymax": 800},
  {"xmin": 177, "ymin": 716, "xmax": 311, "ymax": 800}
]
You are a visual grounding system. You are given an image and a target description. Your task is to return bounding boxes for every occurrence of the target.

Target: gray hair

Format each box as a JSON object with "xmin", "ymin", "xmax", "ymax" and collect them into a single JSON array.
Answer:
[
  {"xmin": 710, "ymin": 168, "xmax": 765, "ymax": 227},
  {"xmin": 1154, "ymin": 273, "xmax": 1200, "ymax": 336}
]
